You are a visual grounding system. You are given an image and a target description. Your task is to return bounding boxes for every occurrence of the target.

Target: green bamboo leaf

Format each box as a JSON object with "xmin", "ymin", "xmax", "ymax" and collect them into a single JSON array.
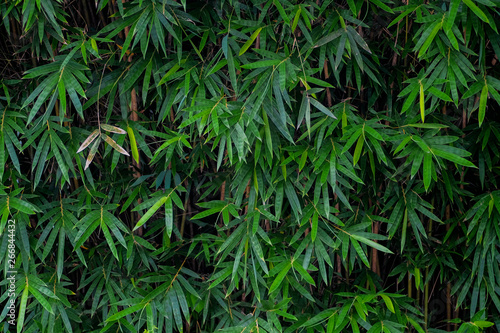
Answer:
[
  {"xmin": 101, "ymin": 221, "xmax": 119, "ymax": 260},
  {"xmin": 74, "ymin": 219, "xmax": 100, "ymax": 250},
  {"xmin": 407, "ymin": 317, "xmax": 426, "ymax": 333},
  {"xmin": 57, "ymin": 303, "xmax": 73, "ymax": 333},
  {"xmin": 25, "ymin": 73, "xmax": 58, "ymax": 124},
  {"xmin": 347, "ymin": 32, "xmax": 364, "ymax": 72},
  {"xmin": 57, "ymin": 228, "xmax": 65, "ymax": 281},
  {"xmin": 462, "ymin": 0, "xmax": 489, "ymax": 23},
  {"xmin": 239, "ymin": 27, "xmax": 262, "ymax": 56},
  {"xmin": 292, "ymin": 7, "xmax": 301, "ymax": 33},
  {"xmin": 274, "ymin": 0, "xmax": 290, "ymax": 25},
  {"xmin": 269, "ymin": 261, "xmax": 291, "ymax": 294},
  {"xmin": 159, "ymin": 63, "xmax": 181, "ymax": 85},
  {"xmin": 311, "ymin": 213, "xmax": 319, "ymax": 242},
  {"xmin": 24, "ymin": 63, "xmax": 60, "ymax": 78},
  {"xmin": 432, "ymin": 148, "xmax": 476, "ymax": 167},
  {"xmin": 388, "ymin": 6, "xmax": 417, "ymax": 28},
  {"xmin": 353, "ymin": 134, "xmax": 364, "ymax": 165},
  {"xmin": 145, "ymin": 303, "xmax": 154, "ymax": 332},
  {"xmin": 165, "ymin": 197, "xmax": 173, "ymax": 237},
  {"xmin": 418, "ymin": 21, "xmax": 442, "ymax": 58},
  {"xmin": 0, "ymin": 132, "xmax": 4, "ymax": 179},
  {"xmin": 58, "ymin": 79, "xmax": 66, "ymax": 117},
  {"xmin": 423, "ymin": 152, "xmax": 432, "ymax": 192},
  {"xmin": 401, "ymin": 86, "xmax": 420, "ymax": 114},
  {"xmin": 414, "ymin": 267, "xmax": 421, "ymax": 290},
  {"xmin": 305, "ymin": 76, "xmax": 335, "ymax": 88},
  {"xmin": 127, "ymin": 126, "xmax": 139, "ymax": 163},
  {"xmin": 284, "ymin": 181, "xmax": 302, "ymax": 216},
  {"xmin": 227, "ymin": 48, "xmax": 238, "ymax": 95},
  {"xmin": 479, "ymin": 84, "xmax": 488, "ymax": 126},
  {"xmin": 404, "ymin": 123, "xmax": 448, "ymax": 129},
  {"xmin": 262, "ymin": 108, "xmax": 273, "ymax": 159},
  {"xmin": 192, "ymin": 206, "xmax": 224, "ymax": 220},
  {"xmin": 173, "ymin": 280, "xmax": 189, "ymax": 319},
  {"xmin": 341, "ymin": 128, "xmax": 363, "ymax": 154},
  {"xmin": 474, "ymin": 321, "xmax": 494, "ymax": 328},
  {"xmin": 309, "ymin": 98, "xmax": 336, "ymax": 118},
  {"xmin": 314, "ymin": 29, "xmax": 344, "ymax": 48},
  {"xmin": 9, "ymin": 197, "xmax": 40, "ymax": 214},
  {"xmin": 28, "ymin": 284, "xmax": 54, "ymax": 314},
  {"xmin": 51, "ymin": 141, "xmax": 70, "ymax": 183},
  {"xmin": 369, "ymin": 0, "xmax": 394, "ymax": 13},
  {"xmin": 445, "ymin": 27, "xmax": 459, "ymax": 50},
  {"xmin": 381, "ymin": 294, "xmax": 395, "ymax": 313},
  {"xmin": 351, "ymin": 238, "xmax": 370, "ymax": 267},
  {"xmin": 350, "ymin": 234, "xmax": 393, "ymax": 254},
  {"xmin": 292, "ymin": 260, "xmax": 315, "ymax": 286},
  {"xmin": 420, "ymin": 83, "xmax": 425, "ymax": 122},
  {"xmin": 106, "ymin": 303, "xmax": 144, "ymax": 322},
  {"xmin": 17, "ymin": 285, "xmax": 29, "ymax": 333},
  {"xmin": 241, "ymin": 60, "xmax": 281, "ymax": 69},
  {"xmin": 364, "ymin": 126, "xmax": 383, "ymax": 141},
  {"xmin": 446, "ymin": 0, "xmax": 461, "ymax": 32},
  {"xmin": 428, "ymin": 86, "xmax": 453, "ymax": 102},
  {"xmin": 133, "ymin": 196, "xmax": 168, "ymax": 231},
  {"xmin": 347, "ymin": 0, "xmax": 357, "ymax": 15},
  {"xmin": 347, "ymin": 26, "xmax": 371, "ymax": 53},
  {"xmin": 208, "ymin": 267, "xmax": 232, "ymax": 289}
]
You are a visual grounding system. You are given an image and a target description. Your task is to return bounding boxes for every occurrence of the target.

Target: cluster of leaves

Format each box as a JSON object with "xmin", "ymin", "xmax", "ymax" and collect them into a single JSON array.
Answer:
[{"xmin": 1, "ymin": 0, "xmax": 500, "ymax": 332}]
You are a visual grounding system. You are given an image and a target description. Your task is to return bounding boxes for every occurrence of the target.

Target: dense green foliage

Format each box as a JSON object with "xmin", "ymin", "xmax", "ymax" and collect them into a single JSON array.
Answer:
[{"xmin": 1, "ymin": 0, "xmax": 500, "ymax": 331}]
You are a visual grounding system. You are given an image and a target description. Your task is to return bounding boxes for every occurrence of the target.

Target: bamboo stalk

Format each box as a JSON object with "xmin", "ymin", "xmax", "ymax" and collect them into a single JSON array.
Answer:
[
  {"xmin": 81, "ymin": 0, "xmax": 91, "ymax": 29},
  {"xmin": 408, "ymin": 274, "xmax": 412, "ymax": 299}
]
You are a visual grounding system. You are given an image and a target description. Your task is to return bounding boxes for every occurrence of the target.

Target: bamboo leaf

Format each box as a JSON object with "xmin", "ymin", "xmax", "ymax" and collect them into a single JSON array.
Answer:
[
  {"xmin": 432, "ymin": 148, "xmax": 477, "ymax": 167},
  {"xmin": 479, "ymin": 84, "xmax": 488, "ymax": 126},
  {"xmin": 381, "ymin": 294, "xmax": 395, "ymax": 313},
  {"xmin": 102, "ymin": 134, "xmax": 130, "ymax": 156},
  {"xmin": 292, "ymin": 260, "xmax": 315, "ymax": 286},
  {"xmin": 85, "ymin": 137, "xmax": 101, "ymax": 170},
  {"xmin": 165, "ymin": 197, "xmax": 173, "ymax": 237},
  {"xmin": 28, "ymin": 284, "xmax": 54, "ymax": 314},
  {"xmin": 133, "ymin": 196, "xmax": 168, "ymax": 231},
  {"xmin": 423, "ymin": 152, "xmax": 432, "ymax": 191},
  {"xmin": 309, "ymin": 98, "xmax": 336, "ymax": 118},
  {"xmin": 101, "ymin": 124, "xmax": 127, "ymax": 134},
  {"xmin": 274, "ymin": 0, "xmax": 290, "ymax": 25},
  {"xmin": 353, "ymin": 133, "xmax": 364, "ymax": 165},
  {"xmin": 446, "ymin": 0, "xmax": 460, "ymax": 32},
  {"xmin": 77, "ymin": 129, "xmax": 100, "ymax": 153},
  {"xmin": 239, "ymin": 27, "xmax": 262, "ymax": 56},
  {"xmin": 418, "ymin": 22, "xmax": 442, "ymax": 58},
  {"xmin": 17, "ymin": 284, "xmax": 29, "ymax": 333},
  {"xmin": 106, "ymin": 303, "xmax": 144, "ymax": 322},
  {"xmin": 462, "ymin": 0, "xmax": 489, "ymax": 23},
  {"xmin": 269, "ymin": 261, "xmax": 291, "ymax": 294},
  {"xmin": 350, "ymin": 234, "xmax": 393, "ymax": 254},
  {"xmin": 420, "ymin": 82, "xmax": 425, "ymax": 122},
  {"xmin": 241, "ymin": 60, "xmax": 281, "ymax": 69},
  {"xmin": 127, "ymin": 126, "xmax": 139, "ymax": 163},
  {"xmin": 311, "ymin": 212, "xmax": 318, "ymax": 242},
  {"xmin": 351, "ymin": 238, "xmax": 370, "ymax": 267}
]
